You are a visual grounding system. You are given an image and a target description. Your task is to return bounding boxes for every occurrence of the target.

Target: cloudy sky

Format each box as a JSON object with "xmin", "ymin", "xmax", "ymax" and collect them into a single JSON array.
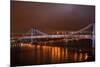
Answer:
[{"xmin": 11, "ymin": 1, "xmax": 95, "ymax": 33}]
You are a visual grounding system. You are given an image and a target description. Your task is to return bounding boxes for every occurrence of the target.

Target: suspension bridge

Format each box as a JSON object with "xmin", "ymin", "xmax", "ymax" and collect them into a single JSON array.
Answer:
[{"xmin": 11, "ymin": 23, "xmax": 95, "ymax": 44}]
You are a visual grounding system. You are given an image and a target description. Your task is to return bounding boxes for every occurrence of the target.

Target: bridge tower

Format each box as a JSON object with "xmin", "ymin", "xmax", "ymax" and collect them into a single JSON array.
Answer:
[
  {"xmin": 31, "ymin": 27, "xmax": 38, "ymax": 43},
  {"xmin": 30, "ymin": 27, "xmax": 48, "ymax": 44}
]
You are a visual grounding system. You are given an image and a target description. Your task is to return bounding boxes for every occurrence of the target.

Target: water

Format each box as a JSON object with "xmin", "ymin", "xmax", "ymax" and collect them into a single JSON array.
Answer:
[{"xmin": 11, "ymin": 40, "xmax": 95, "ymax": 66}]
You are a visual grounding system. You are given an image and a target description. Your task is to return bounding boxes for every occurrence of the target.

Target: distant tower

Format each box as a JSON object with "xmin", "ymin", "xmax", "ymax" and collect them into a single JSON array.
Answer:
[
  {"xmin": 92, "ymin": 23, "xmax": 95, "ymax": 58},
  {"xmin": 92, "ymin": 23, "xmax": 95, "ymax": 48}
]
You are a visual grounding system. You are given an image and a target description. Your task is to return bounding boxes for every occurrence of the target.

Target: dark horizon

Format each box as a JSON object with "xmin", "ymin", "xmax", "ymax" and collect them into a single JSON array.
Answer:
[{"xmin": 11, "ymin": 1, "xmax": 95, "ymax": 33}]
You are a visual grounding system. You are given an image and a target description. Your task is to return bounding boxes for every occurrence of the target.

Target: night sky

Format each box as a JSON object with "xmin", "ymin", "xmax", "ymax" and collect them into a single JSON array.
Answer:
[{"xmin": 11, "ymin": 1, "xmax": 95, "ymax": 33}]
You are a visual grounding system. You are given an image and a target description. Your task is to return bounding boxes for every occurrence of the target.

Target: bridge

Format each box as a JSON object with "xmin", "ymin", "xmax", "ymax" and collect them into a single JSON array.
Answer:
[{"xmin": 11, "ymin": 23, "xmax": 95, "ymax": 45}]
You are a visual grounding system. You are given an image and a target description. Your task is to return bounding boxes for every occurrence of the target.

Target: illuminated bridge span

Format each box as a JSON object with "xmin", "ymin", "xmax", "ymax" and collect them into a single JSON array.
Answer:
[
  {"xmin": 18, "ymin": 35, "xmax": 92, "ymax": 40},
  {"xmin": 13, "ymin": 23, "xmax": 94, "ymax": 43}
]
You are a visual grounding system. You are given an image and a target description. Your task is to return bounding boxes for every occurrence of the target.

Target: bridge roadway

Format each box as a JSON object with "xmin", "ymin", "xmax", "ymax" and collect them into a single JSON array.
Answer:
[{"xmin": 18, "ymin": 34, "xmax": 93, "ymax": 40}]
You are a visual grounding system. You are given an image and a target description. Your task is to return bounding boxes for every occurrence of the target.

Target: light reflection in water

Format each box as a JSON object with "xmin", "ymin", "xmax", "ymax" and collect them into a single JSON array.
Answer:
[
  {"xmin": 79, "ymin": 53, "xmax": 83, "ymax": 61},
  {"xmin": 85, "ymin": 53, "xmax": 88, "ymax": 60},
  {"xmin": 11, "ymin": 43, "xmax": 90, "ymax": 65}
]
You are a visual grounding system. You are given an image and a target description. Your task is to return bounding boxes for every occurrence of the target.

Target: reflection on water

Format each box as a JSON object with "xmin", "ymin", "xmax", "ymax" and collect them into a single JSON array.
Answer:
[{"xmin": 11, "ymin": 43, "xmax": 94, "ymax": 66}]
